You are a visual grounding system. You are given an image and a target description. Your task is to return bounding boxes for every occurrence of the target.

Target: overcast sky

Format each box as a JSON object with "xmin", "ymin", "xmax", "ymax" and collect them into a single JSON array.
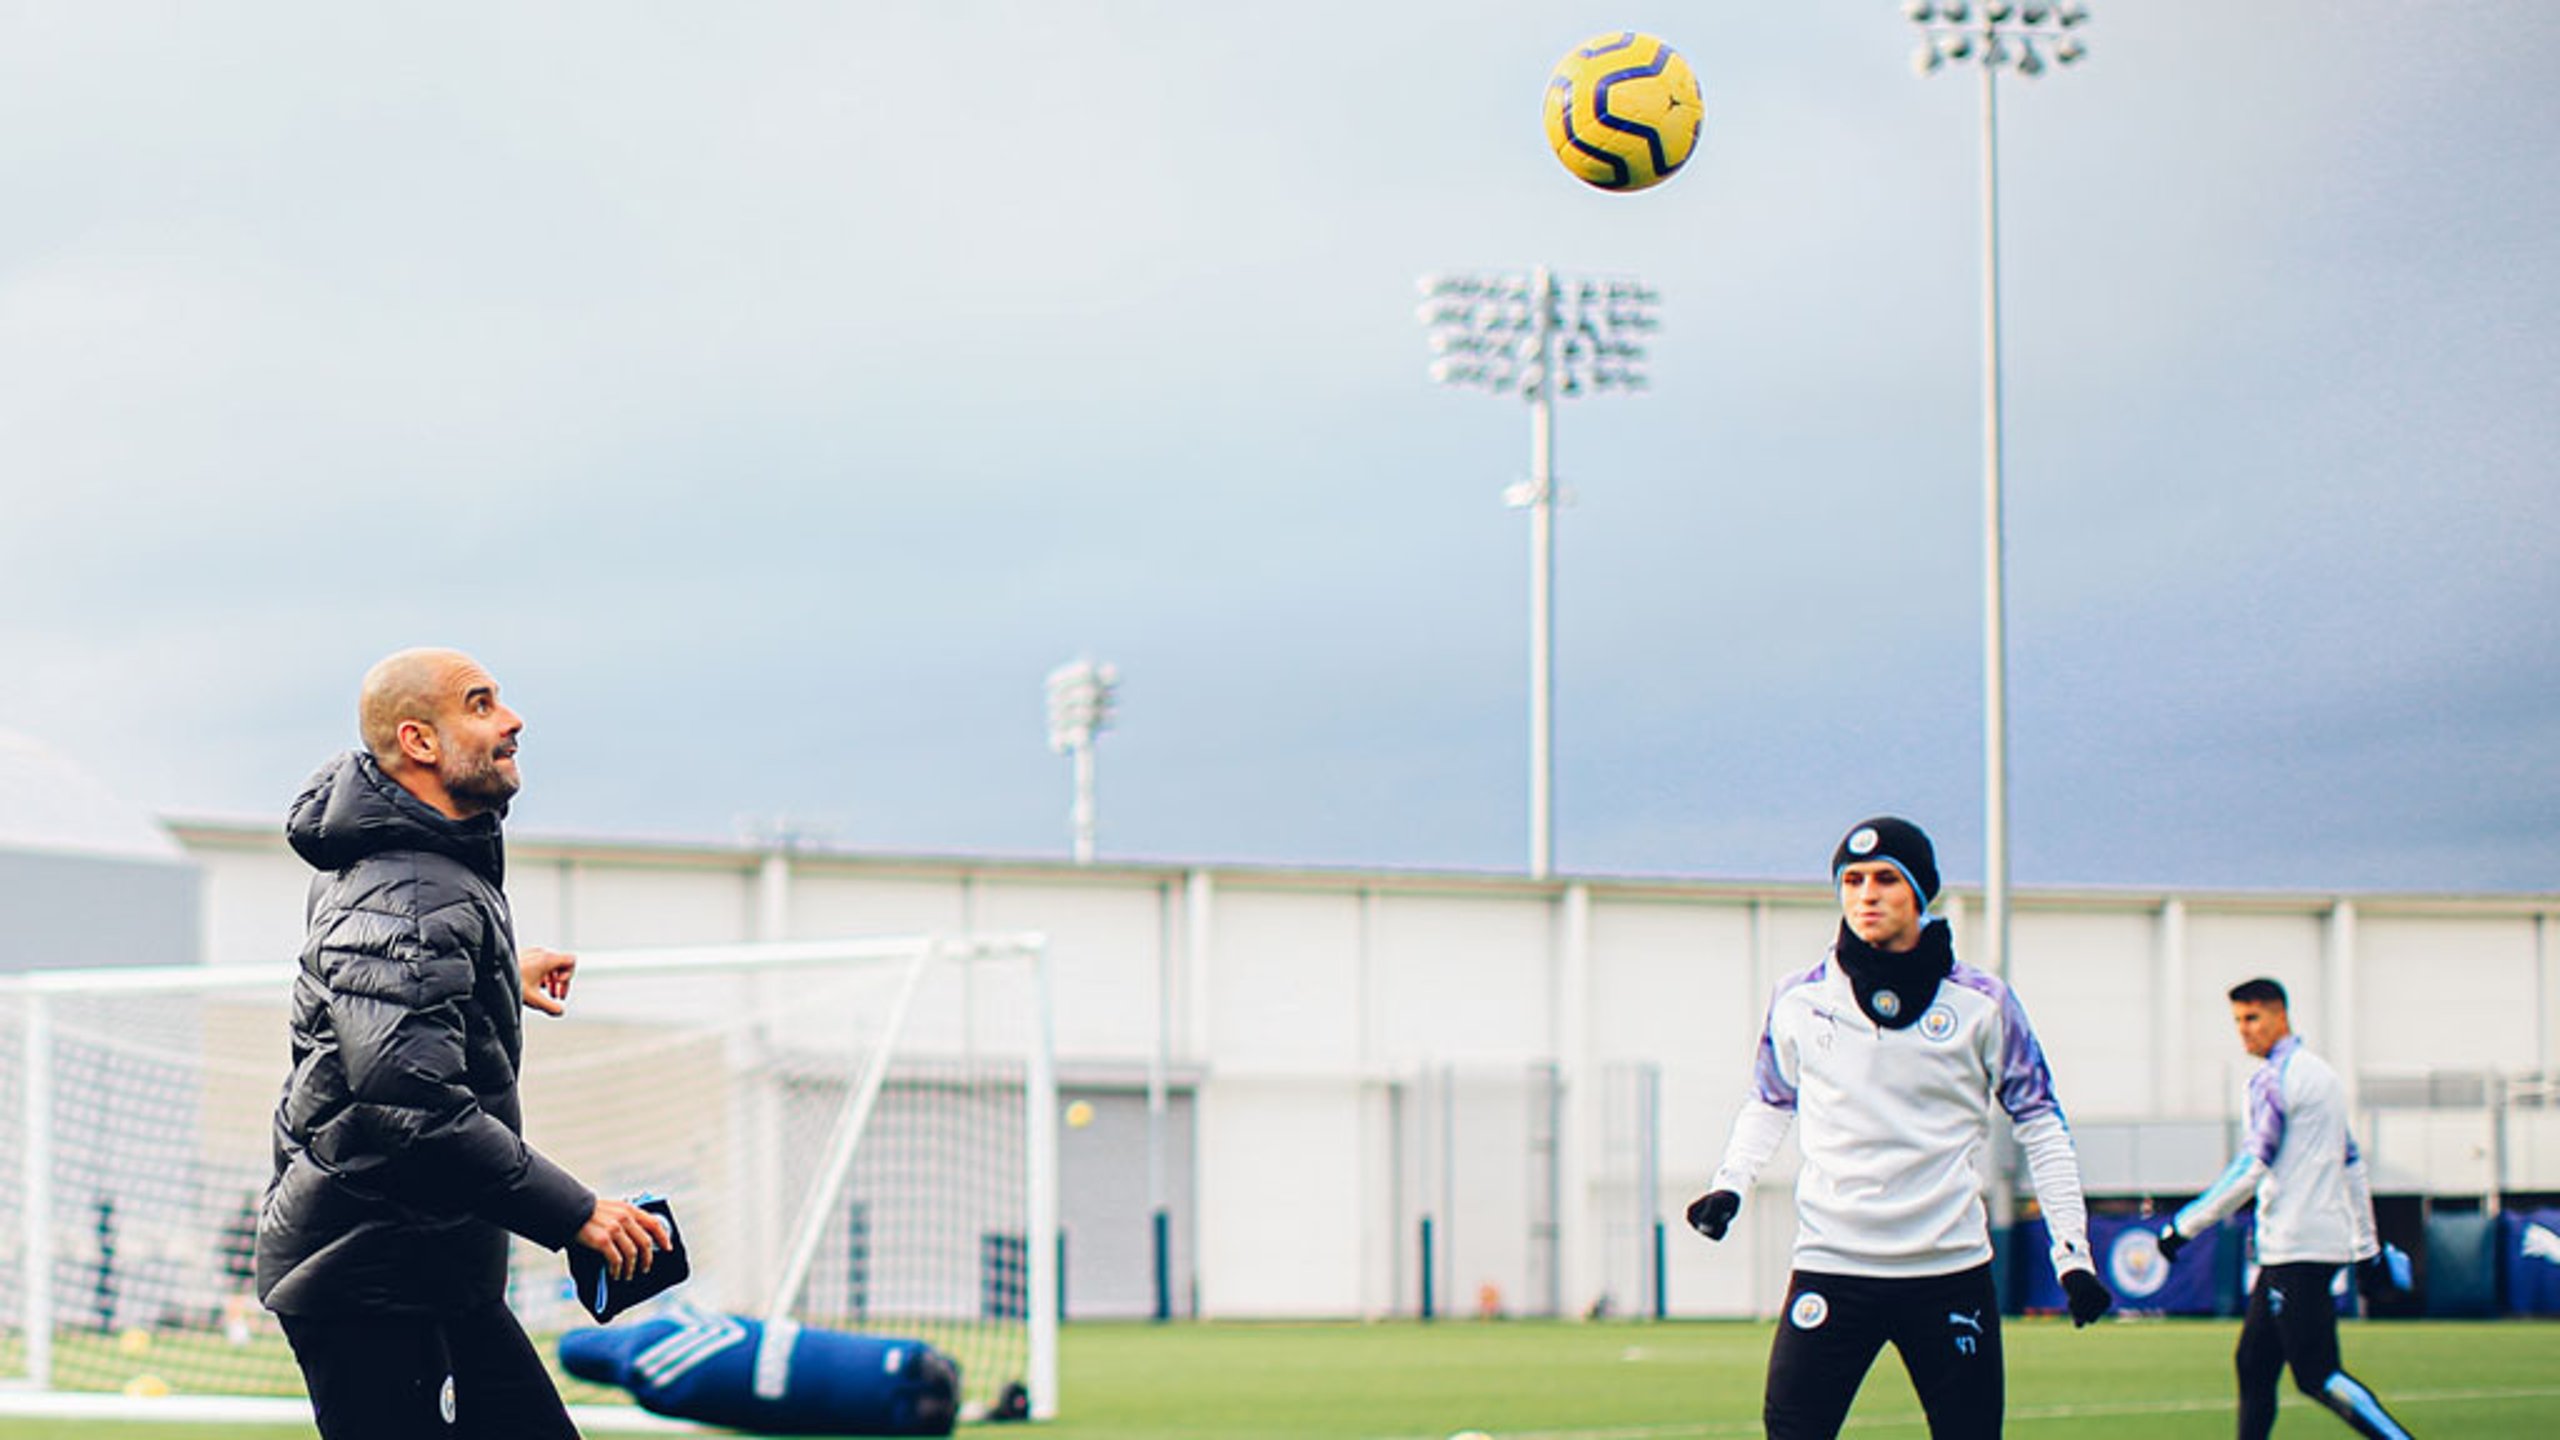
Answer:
[{"xmin": 1, "ymin": 2, "xmax": 2553, "ymax": 894}]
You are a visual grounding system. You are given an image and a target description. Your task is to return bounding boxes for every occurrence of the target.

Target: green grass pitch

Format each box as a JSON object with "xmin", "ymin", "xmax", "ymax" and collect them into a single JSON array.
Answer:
[{"xmin": 2, "ymin": 1317, "xmax": 2553, "ymax": 1438}]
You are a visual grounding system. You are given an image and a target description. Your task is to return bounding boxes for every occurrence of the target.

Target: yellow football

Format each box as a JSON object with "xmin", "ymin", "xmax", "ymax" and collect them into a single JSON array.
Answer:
[{"xmin": 1544, "ymin": 32, "xmax": 1704, "ymax": 192}]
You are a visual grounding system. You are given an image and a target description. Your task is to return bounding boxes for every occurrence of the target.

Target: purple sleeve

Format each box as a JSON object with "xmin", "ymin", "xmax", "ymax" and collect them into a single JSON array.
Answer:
[
  {"xmin": 1752, "ymin": 1024, "xmax": 1798, "ymax": 1109},
  {"xmin": 2243, "ymin": 1062, "xmax": 2288, "ymax": 1165},
  {"xmin": 1989, "ymin": 981, "xmax": 2063, "ymax": 1123},
  {"xmin": 1750, "ymin": 966, "xmax": 1817, "ymax": 1110},
  {"xmin": 2174, "ymin": 1054, "xmax": 2289, "ymax": 1236}
]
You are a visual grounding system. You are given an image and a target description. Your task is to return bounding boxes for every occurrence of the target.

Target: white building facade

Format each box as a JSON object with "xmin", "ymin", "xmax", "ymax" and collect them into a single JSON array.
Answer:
[
  {"xmin": 170, "ymin": 819, "xmax": 2560, "ymax": 1321},
  {"xmin": 0, "ymin": 731, "xmax": 199, "ymax": 976}
]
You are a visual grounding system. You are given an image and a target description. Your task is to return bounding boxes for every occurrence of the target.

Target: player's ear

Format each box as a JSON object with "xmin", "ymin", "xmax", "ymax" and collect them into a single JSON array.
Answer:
[{"xmin": 396, "ymin": 719, "xmax": 439, "ymax": 767}]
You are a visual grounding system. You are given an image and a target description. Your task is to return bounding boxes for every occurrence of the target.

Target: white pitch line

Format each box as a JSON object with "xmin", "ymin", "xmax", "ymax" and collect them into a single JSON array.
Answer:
[{"xmin": 1368, "ymin": 1384, "xmax": 2560, "ymax": 1440}]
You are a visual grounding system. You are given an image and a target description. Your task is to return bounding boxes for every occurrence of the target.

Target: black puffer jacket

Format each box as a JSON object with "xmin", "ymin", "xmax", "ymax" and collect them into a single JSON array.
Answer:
[{"xmin": 255, "ymin": 750, "xmax": 594, "ymax": 1316}]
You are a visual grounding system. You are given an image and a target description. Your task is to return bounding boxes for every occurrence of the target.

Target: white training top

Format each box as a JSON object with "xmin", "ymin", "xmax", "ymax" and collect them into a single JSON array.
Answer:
[
  {"xmin": 2172, "ymin": 1034, "xmax": 2379, "ymax": 1267},
  {"xmin": 1710, "ymin": 947, "xmax": 2095, "ymax": 1281}
]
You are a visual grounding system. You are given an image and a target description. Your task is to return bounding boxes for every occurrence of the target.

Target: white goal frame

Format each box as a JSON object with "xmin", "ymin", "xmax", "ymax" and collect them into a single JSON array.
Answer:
[{"xmin": 0, "ymin": 932, "xmax": 1059, "ymax": 1428}]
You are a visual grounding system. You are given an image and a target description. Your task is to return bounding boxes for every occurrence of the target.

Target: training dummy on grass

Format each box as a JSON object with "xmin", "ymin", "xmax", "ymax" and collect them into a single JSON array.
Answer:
[{"xmin": 561, "ymin": 1307, "xmax": 961, "ymax": 1437}]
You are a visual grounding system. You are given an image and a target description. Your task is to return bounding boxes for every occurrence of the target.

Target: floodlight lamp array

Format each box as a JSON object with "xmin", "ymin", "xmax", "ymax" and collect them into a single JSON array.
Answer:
[
  {"xmin": 1044, "ymin": 659, "xmax": 1117, "ymax": 753},
  {"xmin": 1908, "ymin": 0, "xmax": 2088, "ymax": 77},
  {"xmin": 1416, "ymin": 271, "xmax": 1659, "ymax": 401}
]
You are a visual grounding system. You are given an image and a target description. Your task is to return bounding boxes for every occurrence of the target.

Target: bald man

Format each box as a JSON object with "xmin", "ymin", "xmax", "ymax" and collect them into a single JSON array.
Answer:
[{"xmin": 257, "ymin": 649, "xmax": 668, "ymax": 1440}]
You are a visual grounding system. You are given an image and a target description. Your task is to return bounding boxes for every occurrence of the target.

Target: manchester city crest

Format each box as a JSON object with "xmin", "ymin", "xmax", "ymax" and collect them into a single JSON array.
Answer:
[
  {"xmin": 1789, "ymin": 1291, "xmax": 1830, "ymax": 1329},
  {"xmin": 1919, "ymin": 1004, "xmax": 1958, "ymax": 1041},
  {"xmin": 1872, "ymin": 989, "xmax": 1902, "ymax": 1019},
  {"xmin": 2108, "ymin": 1227, "xmax": 2171, "ymax": 1299}
]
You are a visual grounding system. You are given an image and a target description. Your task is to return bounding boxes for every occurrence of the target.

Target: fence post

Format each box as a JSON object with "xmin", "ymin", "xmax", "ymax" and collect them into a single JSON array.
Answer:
[
  {"xmin": 1419, "ymin": 1216, "xmax": 1436, "ymax": 1321},
  {"xmin": 22, "ymin": 994, "xmax": 54, "ymax": 1386}
]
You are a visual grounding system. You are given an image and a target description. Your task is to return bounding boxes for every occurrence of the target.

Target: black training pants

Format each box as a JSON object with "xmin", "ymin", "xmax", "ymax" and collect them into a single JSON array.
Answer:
[
  {"xmin": 2236, "ymin": 1262, "xmax": 2414, "ymax": 1440},
  {"xmin": 279, "ymin": 1300, "xmax": 581, "ymax": 1440},
  {"xmin": 1763, "ymin": 1263, "xmax": 2003, "ymax": 1440}
]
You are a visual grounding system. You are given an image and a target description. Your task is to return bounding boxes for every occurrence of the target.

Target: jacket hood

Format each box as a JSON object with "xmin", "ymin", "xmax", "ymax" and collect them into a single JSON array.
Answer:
[{"xmin": 286, "ymin": 750, "xmax": 506, "ymax": 884}]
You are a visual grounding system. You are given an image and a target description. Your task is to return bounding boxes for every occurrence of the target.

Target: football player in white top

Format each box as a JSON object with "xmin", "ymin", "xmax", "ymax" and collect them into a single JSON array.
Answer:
[
  {"xmin": 2157, "ymin": 978, "xmax": 2415, "ymax": 1440},
  {"xmin": 1689, "ymin": 817, "xmax": 2111, "ymax": 1440}
]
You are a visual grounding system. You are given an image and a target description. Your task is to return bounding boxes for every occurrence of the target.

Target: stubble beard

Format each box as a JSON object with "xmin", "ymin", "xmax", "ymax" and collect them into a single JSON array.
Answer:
[{"xmin": 443, "ymin": 748, "xmax": 521, "ymax": 816}]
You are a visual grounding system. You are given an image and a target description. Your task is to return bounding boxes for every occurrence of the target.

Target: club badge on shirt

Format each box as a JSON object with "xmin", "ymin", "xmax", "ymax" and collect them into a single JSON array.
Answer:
[{"xmin": 1919, "ymin": 1004, "xmax": 1958, "ymax": 1042}]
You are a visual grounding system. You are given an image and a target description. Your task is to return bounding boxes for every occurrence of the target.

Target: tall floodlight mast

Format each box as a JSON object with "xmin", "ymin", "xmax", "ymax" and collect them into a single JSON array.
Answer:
[
  {"xmin": 1044, "ymin": 659, "xmax": 1118, "ymax": 865},
  {"xmin": 1418, "ymin": 267, "xmax": 1658, "ymax": 879},
  {"xmin": 1906, "ymin": 0, "xmax": 2088, "ymax": 982}
]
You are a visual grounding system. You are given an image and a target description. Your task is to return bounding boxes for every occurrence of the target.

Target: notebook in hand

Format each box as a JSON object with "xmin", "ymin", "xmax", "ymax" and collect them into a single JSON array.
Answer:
[{"xmin": 568, "ymin": 1195, "xmax": 690, "ymax": 1323}]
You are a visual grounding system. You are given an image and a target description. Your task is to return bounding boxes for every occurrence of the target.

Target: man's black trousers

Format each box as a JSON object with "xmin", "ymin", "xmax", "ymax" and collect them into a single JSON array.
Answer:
[
  {"xmin": 1765, "ymin": 1263, "xmax": 2003, "ymax": 1440},
  {"xmin": 2236, "ymin": 1262, "xmax": 2415, "ymax": 1440},
  {"xmin": 279, "ymin": 1300, "xmax": 581, "ymax": 1440}
]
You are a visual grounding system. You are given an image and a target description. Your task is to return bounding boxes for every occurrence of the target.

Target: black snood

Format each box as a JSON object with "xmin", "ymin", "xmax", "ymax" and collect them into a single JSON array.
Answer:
[{"xmin": 1833, "ymin": 918, "xmax": 1956, "ymax": 1029}]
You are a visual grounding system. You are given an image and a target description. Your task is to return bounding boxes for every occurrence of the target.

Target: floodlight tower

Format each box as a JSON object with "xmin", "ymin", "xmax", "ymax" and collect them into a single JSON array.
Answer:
[
  {"xmin": 1045, "ymin": 658, "xmax": 1118, "ymax": 865},
  {"xmin": 1906, "ymin": 0, "xmax": 2087, "ymax": 982},
  {"xmin": 1418, "ymin": 267, "xmax": 1658, "ymax": 879}
]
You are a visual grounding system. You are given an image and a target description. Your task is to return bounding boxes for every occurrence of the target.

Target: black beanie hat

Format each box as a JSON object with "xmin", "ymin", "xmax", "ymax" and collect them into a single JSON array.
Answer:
[{"xmin": 1831, "ymin": 816, "xmax": 1940, "ymax": 910}]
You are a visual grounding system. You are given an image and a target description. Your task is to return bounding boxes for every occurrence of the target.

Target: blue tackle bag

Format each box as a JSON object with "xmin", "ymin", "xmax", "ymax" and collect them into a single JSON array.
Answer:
[{"xmin": 560, "ymin": 1308, "xmax": 961, "ymax": 1436}]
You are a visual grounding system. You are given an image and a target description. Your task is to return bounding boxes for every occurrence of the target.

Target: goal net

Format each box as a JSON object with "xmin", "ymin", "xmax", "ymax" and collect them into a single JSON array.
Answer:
[{"xmin": 0, "ymin": 933, "xmax": 1058, "ymax": 1427}]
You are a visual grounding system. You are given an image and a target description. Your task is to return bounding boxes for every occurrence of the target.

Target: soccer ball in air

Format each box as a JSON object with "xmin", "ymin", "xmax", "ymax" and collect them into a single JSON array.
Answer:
[{"xmin": 1543, "ymin": 32, "xmax": 1703, "ymax": 192}]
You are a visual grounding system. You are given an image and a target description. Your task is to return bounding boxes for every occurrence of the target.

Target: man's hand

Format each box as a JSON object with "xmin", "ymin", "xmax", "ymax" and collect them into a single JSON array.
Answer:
[
  {"xmin": 1686, "ymin": 1190, "xmax": 1740, "ymax": 1242},
  {"xmin": 2063, "ymin": 1268, "xmax": 2114, "ymax": 1327},
  {"xmin": 577, "ymin": 1197, "xmax": 672, "ymax": 1282},
  {"xmin": 521, "ymin": 946, "xmax": 577, "ymax": 1017},
  {"xmin": 2156, "ymin": 1223, "xmax": 2187, "ymax": 1263},
  {"xmin": 2359, "ymin": 1243, "xmax": 2413, "ymax": 1301}
]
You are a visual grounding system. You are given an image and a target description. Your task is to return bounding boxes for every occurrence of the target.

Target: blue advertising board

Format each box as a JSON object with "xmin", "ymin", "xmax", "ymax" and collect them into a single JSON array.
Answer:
[
  {"xmin": 2500, "ymin": 1208, "xmax": 2560, "ymax": 1315},
  {"xmin": 2014, "ymin": 1215, "xmax": 2226, "ymax": 1316}
]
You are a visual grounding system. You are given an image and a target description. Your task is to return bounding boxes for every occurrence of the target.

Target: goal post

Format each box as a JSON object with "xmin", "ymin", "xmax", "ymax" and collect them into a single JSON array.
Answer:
[{"xmin": 0, "ymin": 932, "xmax": 1059, "ymax": 1427}]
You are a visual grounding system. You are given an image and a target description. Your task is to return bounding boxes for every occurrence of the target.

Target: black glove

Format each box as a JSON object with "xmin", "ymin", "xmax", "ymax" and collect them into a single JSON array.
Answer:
[
  {"xmin": 1686, "ymin": 1190, "xmax": 1740, "ymax": 1242},
  {"xmin": 2062, "ymin": 1269, "xmax": 2113, "ymax": 1327},
  {"xmin": 2359, "ymin": 1244, "xmax": 2412, "ymax": 1300},
  {"xmin": 2156, "ymin": 1224, "xmax": 2188, "ymax": 1264}
]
